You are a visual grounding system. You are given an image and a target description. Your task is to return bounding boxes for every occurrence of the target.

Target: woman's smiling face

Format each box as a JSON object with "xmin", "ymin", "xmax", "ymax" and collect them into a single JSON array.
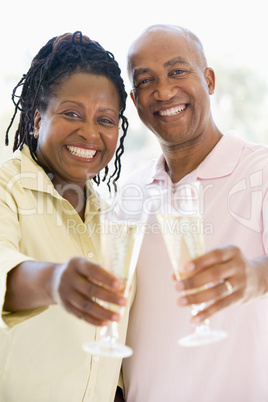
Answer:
[{"xmin": 34, "ymin": 72, "xmax": 120, "ymax": 188}]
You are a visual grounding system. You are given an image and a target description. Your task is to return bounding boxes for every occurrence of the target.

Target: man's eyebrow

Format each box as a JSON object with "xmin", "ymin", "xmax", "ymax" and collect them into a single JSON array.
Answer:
[
  {"xmin": 133, "ymin": 57, "xmax": 189, "ymax": 80},
  {"xmin": 133, "ymin": 68, "xmax": 150, "ymax": 80},
  {"xmin": 164, "ymin": 56, "xmax": 188, "ymax": 68}
]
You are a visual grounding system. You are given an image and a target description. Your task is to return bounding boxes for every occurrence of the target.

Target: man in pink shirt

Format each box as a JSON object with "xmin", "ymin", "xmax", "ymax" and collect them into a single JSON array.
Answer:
[{"xmin": 115, "ymin": 24, "xmax": 268, "ymax": 402}]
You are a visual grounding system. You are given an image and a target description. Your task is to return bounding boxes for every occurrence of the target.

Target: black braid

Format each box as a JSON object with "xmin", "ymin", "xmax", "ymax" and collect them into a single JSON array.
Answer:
[
  {"xmin": 5, "ymin": 31, "xmax": 128, "ymax": 190},
  {"xmin": 107, "ymin": 113, "xmax": 128, "ymax": 191}
]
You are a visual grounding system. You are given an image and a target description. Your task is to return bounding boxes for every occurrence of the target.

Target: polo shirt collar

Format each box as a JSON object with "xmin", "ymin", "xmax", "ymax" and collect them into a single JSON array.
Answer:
[
  {"xmin": 145, "ymin": 131, "xmax": 245, "ymax": 185},
  {"xmin": 197, "ymin": 130, "xmax": 245, "ymax": 179}
]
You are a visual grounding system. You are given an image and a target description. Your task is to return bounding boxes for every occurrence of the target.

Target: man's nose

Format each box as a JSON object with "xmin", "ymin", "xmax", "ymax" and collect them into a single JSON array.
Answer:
[{"xmin": 153, "ymin": 80, "xmax": 177, "ymax": 101}]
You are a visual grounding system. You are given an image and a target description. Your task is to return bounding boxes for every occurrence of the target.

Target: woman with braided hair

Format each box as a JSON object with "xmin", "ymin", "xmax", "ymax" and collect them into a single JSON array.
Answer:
[{"xmin": 0, "ymin": 32, "xmax": 129, "ymax": 401}]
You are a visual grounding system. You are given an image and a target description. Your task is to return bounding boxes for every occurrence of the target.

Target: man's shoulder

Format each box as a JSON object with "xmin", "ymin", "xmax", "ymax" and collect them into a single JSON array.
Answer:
[
  {"xmin": 121, "ymin": 158, "xmax": 159, "ymax": 187},
  {"xmin": 240, "ymin": 138, "xmax": 268, "ymax": 167}
]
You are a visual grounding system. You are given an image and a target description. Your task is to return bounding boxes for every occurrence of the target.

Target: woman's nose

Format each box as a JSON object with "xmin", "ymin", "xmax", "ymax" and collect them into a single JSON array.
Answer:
[{"xmin": 78, "ymin": 122, "xmax": 100, "ymax": 141}]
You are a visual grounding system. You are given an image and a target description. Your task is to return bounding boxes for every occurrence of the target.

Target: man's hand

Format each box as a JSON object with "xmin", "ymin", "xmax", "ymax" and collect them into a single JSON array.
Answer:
[{"xmin": 174, "ymin": 245, "xmax": 268, "ymax": 323}]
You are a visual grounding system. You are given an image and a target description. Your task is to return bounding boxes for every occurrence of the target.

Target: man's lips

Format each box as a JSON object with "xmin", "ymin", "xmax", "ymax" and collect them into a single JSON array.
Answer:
[
  {"xmin": 66, "ymin": 145, "xmax": 97, "ymax": 159},
  {"xmin": 156, "ymin": 104, "xmax": 187, "ymax": 117}
]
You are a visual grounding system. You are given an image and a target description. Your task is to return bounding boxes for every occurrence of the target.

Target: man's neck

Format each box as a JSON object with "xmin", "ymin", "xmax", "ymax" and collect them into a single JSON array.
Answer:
[{"xmin": 162, "ymin": 128, "xmax": 223, "ymax": 183}]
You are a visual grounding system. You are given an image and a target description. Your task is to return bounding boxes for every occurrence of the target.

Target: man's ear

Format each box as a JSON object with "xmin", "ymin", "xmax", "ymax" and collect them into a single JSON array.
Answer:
[
  {"xmin": 130, "ymin": 90, "xmax": 137, "ymax": 107},
  {"xmin": 204, "ymin": 67, "xmax": 216, "ymax": 95}
]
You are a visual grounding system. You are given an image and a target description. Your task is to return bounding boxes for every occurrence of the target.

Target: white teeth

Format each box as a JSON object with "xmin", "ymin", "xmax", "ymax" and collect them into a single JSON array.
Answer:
[
  {"xmin": 159, "ymin": 105, "xmax": 186, "ymax": 117},
  {"xmin": 66, "ymin": 145, "xmax": 96, "ymax": 159}
]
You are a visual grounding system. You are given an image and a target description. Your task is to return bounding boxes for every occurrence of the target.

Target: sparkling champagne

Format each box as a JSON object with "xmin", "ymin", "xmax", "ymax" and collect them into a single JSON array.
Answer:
[
  {"xmin": 149, "ymin": 183, "xmax": 227, "ymax": 346},
  {"xmin": 83, "ymin": 191, "xmax": 145, "ymax": 358},
  {"xmin": 101, "ymin": 222, "xmax": 144, "ymax": 312},
  {"xmin": 157, "ymin": 214, "xmax": 204, "ymax": 279}
]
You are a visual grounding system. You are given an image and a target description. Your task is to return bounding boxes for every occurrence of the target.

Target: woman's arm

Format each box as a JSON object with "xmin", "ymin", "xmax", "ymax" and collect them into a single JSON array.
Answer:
[{"xmin": 4, "ymin": 257, "xmax": 127, "ymax": 326}]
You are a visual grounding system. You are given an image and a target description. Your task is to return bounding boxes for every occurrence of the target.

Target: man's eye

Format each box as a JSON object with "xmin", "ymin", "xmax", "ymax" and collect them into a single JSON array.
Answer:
[
  {"xmin": 172, "ymin": 69, "xmax": 184, "ymax": 76},
  {"xmin": 135, "ymin": 78, "xmax": 152, "ymax": 88}
]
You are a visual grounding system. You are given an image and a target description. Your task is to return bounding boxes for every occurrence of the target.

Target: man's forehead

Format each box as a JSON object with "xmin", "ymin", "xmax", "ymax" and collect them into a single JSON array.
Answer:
[
  {"xmin": 129, "ymin": 36, "xmax": 193, "ymax": 74},
  {"xmin": 130, "ymin": 27, "xmax": 187, "ymax": 52},
  {"xmin": 128, "ymin": 27, "xmax": 205, "ymax": 79}
]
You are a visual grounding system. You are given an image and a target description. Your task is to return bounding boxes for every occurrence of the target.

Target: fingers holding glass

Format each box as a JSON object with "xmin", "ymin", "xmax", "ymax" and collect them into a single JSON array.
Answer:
[
  {"xmin": 151, "ymin": 182, "xmax": 228, "ymax": 346},
  {"xmin": 53, "ymin": 262, "xmax": 127, "ymax": 326},
  {"xmin": 82, "ymin": 189, "xmax": 145, "ymax": 358}
]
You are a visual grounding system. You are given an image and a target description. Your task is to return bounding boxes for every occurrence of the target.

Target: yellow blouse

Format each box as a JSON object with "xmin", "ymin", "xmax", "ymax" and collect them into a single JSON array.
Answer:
[{"xmin": 0, "ymin": 146, "xmax": 130, "ymax": 402}]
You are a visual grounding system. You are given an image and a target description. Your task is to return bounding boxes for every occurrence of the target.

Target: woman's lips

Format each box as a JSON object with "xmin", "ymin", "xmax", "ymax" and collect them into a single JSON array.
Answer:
[{"xmin": 66, "ymin": 145, "xmax": 97, "ymax": 159}]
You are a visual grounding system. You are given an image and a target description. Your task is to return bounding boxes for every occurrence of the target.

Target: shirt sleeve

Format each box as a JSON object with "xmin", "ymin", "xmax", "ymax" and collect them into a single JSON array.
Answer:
[{"xmin": 0, "ymin": 181, "xmax": 48, "ymax": 329}]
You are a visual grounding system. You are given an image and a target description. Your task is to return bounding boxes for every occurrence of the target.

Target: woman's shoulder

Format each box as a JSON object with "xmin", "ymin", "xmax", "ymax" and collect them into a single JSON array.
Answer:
[{"xmin": 0, "ymin": 150, "xmax": 23, "ymax": 178}]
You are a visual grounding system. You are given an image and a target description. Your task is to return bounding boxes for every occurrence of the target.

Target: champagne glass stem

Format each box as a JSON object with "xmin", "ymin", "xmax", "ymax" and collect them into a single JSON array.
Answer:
[
  {"xmin": 190, "ymin": 305, "xmax": 211, "ymax": 335},
  {"xmin": 149, "ymin": 182, "xmax": 228, "ymax": 347},
  {"xmin": 83, "ymin": 188, "xmax": 145, "ymax": 358},
  {"xmin": 178, "ymin": 304, "xmax": 227, "ymax": 347},
  {"xmin": 100, "ymin": 321, "xmax": 119, "ymax": 348}
]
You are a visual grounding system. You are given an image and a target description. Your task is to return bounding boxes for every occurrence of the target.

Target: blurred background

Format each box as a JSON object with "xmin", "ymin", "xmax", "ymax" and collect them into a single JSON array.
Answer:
[{"xmin": 1, "ymin": 0, "xmax": 268, "ymax": 181}]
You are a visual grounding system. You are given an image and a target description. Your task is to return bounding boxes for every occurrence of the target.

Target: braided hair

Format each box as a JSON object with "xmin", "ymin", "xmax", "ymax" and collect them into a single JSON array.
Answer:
[{"xmin": 5, "ymin": 31, "xmax": 128, "ymax": 190}]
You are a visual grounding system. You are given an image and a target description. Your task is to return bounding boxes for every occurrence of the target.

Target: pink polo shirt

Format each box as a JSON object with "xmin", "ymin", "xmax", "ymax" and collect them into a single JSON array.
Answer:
[{"xmin": 120, "ymin": 132, "xmax": 268, "ymax": 402}]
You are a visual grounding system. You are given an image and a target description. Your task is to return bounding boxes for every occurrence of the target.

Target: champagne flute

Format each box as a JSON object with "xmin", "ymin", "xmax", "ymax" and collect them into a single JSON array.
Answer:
[
  {"xmin": 148, "ymin": 181, "xmax": 227, "ymax": 347},
  {"xmin": 83, "ymin": 189, "xmax": 145, "ymax": 358}
]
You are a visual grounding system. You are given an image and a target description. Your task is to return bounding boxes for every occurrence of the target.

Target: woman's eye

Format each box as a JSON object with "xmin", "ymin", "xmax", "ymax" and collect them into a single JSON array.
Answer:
[
  {"xmin": 64, "ymin": 111, "xmax": 79, "ymax": 118},
  {"xmin": 100, "ymin": 118, "xmax": 116, "ymax": 125}
]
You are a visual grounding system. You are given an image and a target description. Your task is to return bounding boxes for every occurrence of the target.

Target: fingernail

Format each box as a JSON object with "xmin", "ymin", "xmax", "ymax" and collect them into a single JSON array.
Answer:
[
  {"xmin": 178, "ymin": 297, "xmax": 188, "ymax": 306},
  {"xmin": 176, "ymin": 281, "xmax": 185, "ymax": 291},
  {"xmin": 113, "ymin": 280, "xmax": 124, "ymax": 290},
  {"xmin": 119, "ymin": 298, "xmax": 127, "ymax": 306},
  {"xmin": 191, "ymin": 314, "xmax": 203, "ymax": 324},
  {"xmin": 185, "ymin": 262, "xmax": 195, "ymax": 272},
  {"xmin": 112, "ymin": 313, "xmax": 121, "ymax": 321}
]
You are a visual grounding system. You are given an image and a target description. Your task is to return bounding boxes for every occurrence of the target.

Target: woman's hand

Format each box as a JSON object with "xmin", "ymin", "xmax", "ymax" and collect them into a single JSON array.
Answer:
[
  {"xmin": 174, "ymin": 245, "xmax": 268, "ymax": 323},
  {"xmin": 51, "ymin": 257, "xmax": 127, "ymax": 326}
]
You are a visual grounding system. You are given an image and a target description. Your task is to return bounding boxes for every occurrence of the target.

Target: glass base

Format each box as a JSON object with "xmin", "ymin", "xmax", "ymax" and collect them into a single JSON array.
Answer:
[
  {"xmin": 83, "ymin": 340, "xmax": 133, "ymax": 358},
  {"xmin": 178, "ymin": 328, "xmax": 228, "ymax": 347}
]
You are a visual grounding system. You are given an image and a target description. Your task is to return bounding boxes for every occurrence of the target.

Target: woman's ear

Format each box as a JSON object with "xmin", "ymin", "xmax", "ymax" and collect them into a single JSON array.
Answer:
[{"xmin": 33, "ymin": 110, "xmax": 42, "ymax": 138}]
